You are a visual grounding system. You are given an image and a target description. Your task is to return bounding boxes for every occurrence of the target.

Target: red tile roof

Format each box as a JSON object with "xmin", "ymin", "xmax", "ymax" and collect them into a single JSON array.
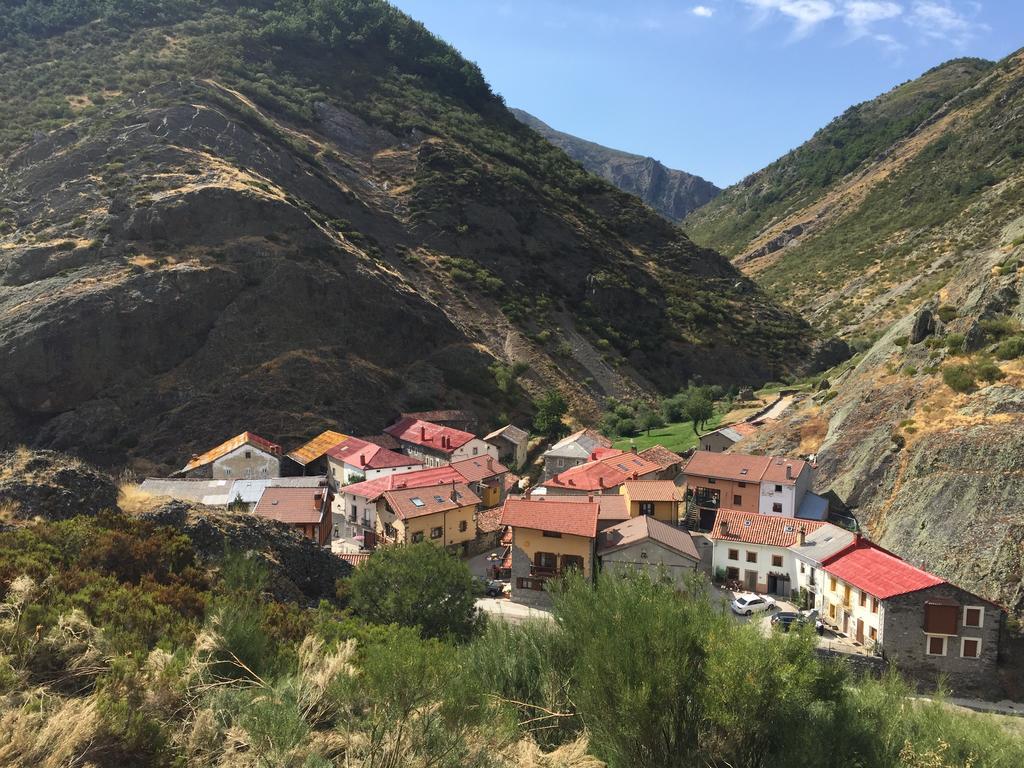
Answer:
[
  {"xmin": 529, "ymin": 492, "xmax": 627, "ymax": 520},
  {"xmin": 253, "ymin": 486, "xmax": 328, "ymax": 525},
  {"xmin": 357, "ymin": 433, "xmax": 402, "ymax": 451},
  {"xmin": 684, "ymin": 451, "xmax": 808, "ymax": 486},
  {"xmin": 338, "ymin": 552, "xmax": 371, "ymax": 568},
  {"xmin": 476, "ymin": 507, "xmax": 505, "ymax": 534},
  {"xmin": 710, "ymin": 509, "xmax": 825, "ymax": 548},
  {"xmin": 542, "ymin": 450, "xmax": 661, "ymax": 492},
  {"xmin": 385, "ymin": 417, "xmax": 477, "ymax": 454},
  {"xmin": 382, "ymin": 482, "xmax": 480, "ymax": 520},
  {"xmin": 326, "ymin": 436, "xmax": 422, "ymax": 471},
  {"xmin": 450, "ymin": 455, "xmax": 507, "ymax": 483},
  {"xmin": 182, "ymin": 432, "xmax": 281, "ymax": 473},
  {"xmin": 822, "ymin": 541, "xmax": 944, "ymax": 599},
  {"xmin": 500, "ymin": 496, "xmax": 599, "ymax": 538},
  {"xmin": 622, "ymin": 480, "xmax": 681, "ymax": 503},
  {"xmin": 341, "ymin": 466, "xmax": 465, "ymax": 502}
]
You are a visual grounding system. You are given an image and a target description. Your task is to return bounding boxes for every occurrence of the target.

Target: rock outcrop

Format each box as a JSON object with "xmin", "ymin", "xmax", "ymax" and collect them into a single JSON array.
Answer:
[{"xmin": 0, "ymin": 449, "xmax": 118, "ymax": 521}]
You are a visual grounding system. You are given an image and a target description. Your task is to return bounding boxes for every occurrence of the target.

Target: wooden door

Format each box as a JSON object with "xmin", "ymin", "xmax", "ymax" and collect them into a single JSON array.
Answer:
[
  {"xmin": 856, "ymin": 619, "xmax": 864, "ymax": 645},
  {"xmin": 744, "ymin": 570, "xmax": 758, "ymax": 591},
  {"xmin": 842, "ymin": 612, "xmax": 849, "ymax": 635}
]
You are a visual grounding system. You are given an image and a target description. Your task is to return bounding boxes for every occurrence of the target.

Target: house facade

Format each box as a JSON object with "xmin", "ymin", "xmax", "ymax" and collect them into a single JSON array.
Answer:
[
  {"xmin": 637, "ymin": 445, "xmax": 685, "ymax": 481},
  {"xmin": 385, "ymin": 417, "xmax": 497, "ymax": 467},
  {"xmin": 500, "ymin": 496, "xmax": 599, "ymax": 606},
  {"xmin": 450, "ymin": 455, "xmax": 508, "ymax": 509},
  {"xmin": 598, "ymin": 516, "xmax": 700, "ymax": 589},
  {"xmin": 334, "ymin": 466, "xmax": 464, "ymax": 538},
  {"xmin": 377, "ymin": 482, "xmax": 480, "ymax": 553},
  {"xmin": 710, "ymin": 510, "xmax": 826, "ymax": 596},
  {"xmin": 619, "ymin": 480, "xmax": 682, "ymax": 524},
  {"xmin": 541, "ymin": 429, "xmax": 612, "ymax": 479},
  {"xmin": 483, "ymin": 424, "xmax": 529, "ymax": 470},
  {"xmin": 788, "ymin": 523, "xmax": 857, "ymax": 609},
  {"xmin": 697, "ymin": 422, "xmax": 758, "ymax": 453},
  {"xmin": 176, "ymin": 432, "xmax": 282, "ymax": 480},
  {"xmin": 325, "ymin": 436, "xmax": 422, "ymax": 488}
]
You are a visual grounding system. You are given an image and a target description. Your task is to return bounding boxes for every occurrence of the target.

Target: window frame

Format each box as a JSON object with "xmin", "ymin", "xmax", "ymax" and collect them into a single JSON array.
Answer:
[
  {"xmin": 960, "ymin": 637, "xmax": 982, "ymax": 659},
  {"xmin": 639, "ymin": 501, "xmax": 656, "ymax": 516},
  {"xmin": 771, "ymin": 554, "xmax": 783, "ymax": 568},
  {"xmin": 733, "ymin": 494, "xmax": 742, "ymax": 506},
  {"xmin": 458, "ymin": 519, "xmax": 468, "ymax": 532},
  {"xmin": 411, "ymin": 531, "xmax": 424, "ymax": 543},
  {"xmin": 430, "ymin": 526, "xmax": 443, "ymax": 539},
  {"xmin": 745, "ymin": 551, "xmax": 757, "ymax": 564},
  {"xmin": 925, "ymin": 635, "xmax": 947, "ymax": 657},
  {"xmin": 962, "ymin": 606, "xmax": 985, "ymax": 629},
  {"xmin": 727, "ymin": 548, "xmax": 739, "ymax": 561}
]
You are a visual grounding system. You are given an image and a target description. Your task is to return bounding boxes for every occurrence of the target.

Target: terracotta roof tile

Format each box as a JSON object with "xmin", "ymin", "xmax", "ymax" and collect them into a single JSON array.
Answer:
[
  {"xmin": 710, "ymin": 509, "xmax": 825, "ymax": 548},
  {"xmin": 476, "ymin": 507, "xmax": 504, "ymax": 534},
  {"xmin": 382, "ymin": 482, "xmax": 480, "ymax": 520},
  {"xmin": 287, "ymin": 430, "xmax": 349, "ymax": 466},
  {"xmin": 542, "ymin": 450, "xmax": 661, "ymax": 492},
  {"xmin": 326, "ymin": 437, "xmax": 422, "ymax": 471},
  {"xmin": 484, "ymin": 424, "xmax": 529, "ymax": 444},
  {"xmin": 822, "ymin": 541, "xmax": 944, "ymax": 600},
  {"xmin": 638, "ymin": 444, "xmax": 684, "ymax": 471},
  {"xmin": 182, "ymin": 432, "xmax": 281, "ymax": 473},
  {"xmin": 385, "ymin": 417, "xmax": 476, "ymax": 454},
  {"xmin": 450, "ymin": 455, "xmax": 507, "ymax": 482},
  {"xmin": 342, "ymin": 466, "xmax": 465, "ymax": 502},
  {"xmin": 500, "ymin": 496, "xmax": 599, "ymax": 538},
  {"xmin": 338, "ymin": 553, "xmax": 371, "ymax": 568},
  {"xmin": 622, "ymin": 480, "xmax": 681, "ymax": 502},
  {"xmin": 684, "ymin": 451, "xmax": 808, "ymax": 486},
  {"xmin": 253, "ymin": 486, "xmax": 328, "ymax": 525}
]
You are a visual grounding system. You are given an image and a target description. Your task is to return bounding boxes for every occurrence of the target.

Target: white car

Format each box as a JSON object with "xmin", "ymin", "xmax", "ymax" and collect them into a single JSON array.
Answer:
[{"xmin": 731, "ymin": 594, "xmax": 777, "ymax": 616}]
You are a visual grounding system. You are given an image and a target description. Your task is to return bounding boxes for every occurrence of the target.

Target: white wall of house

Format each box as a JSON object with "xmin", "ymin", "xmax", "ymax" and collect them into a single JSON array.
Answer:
[
  {"xmin": 712, "ymin": 541, "xmax": 800, "ymax": 597},
  {"xmin": 758, "ymin": 480, "xmax": 797, "ymax": 516},
  {"xmin": 326, "ymin": 457, "xmax": 420, "ymax": 489},
  {"xmin": 822, "ymin": 574, "xmax": 882, "ymax": 646},
  {"xmin": 210, "ymin": 445, "xmax": 280, "ymax": 480},
  {"xmin": 450, "ymin": 439, "xmax": 499, "ymax": 463},
  {"xmin": 792, "ymin": 556, "xmax": 826, "ymax": 609}
]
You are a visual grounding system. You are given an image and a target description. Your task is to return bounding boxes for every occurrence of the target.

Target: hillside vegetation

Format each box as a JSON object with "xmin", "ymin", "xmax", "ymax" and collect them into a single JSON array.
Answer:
[
  {"xmin": 0, "ymin": 0, "xmax": 828, "ymax": 471},
  {"xmin": 1, "ymin": 462, "xmax": 1022, "ymax": 767},
  {"xmin": 686, "ymin": 54, "xmax": 1024, "ymax": 338}
]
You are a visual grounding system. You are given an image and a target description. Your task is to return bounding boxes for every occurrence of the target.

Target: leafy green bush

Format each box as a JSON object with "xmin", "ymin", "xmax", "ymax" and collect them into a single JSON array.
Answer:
[
  {"xmin": 942, "ymin": 364, "xmax": 976, "ymax": 393},
  {"xmin": 995, "ymin": 336, "xmax": 1024, "ymax": 360}
]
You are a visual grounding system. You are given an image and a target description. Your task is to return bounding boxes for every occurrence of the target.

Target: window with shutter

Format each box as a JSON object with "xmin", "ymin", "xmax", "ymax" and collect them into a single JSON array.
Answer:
[
  {"xmin": 926, "ymin": 636, "xmax": 947, "ymax": 656},
  {"xmin": 924, "ymin": 602, "xmax": 958, "ymax": 635},
  {"xmin": 961, "ymin": 638, "xmax": 981, "ymax": 658},
  {"xmin": 963, "ymin": 606, "xmax": 984, "ymax": 628}
]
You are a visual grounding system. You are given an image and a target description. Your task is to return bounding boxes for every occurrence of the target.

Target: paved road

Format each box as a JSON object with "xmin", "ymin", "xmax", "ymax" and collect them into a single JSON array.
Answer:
[{"xmin": 477, "ymin": 598, "xmax": 553, "ymax": 624}]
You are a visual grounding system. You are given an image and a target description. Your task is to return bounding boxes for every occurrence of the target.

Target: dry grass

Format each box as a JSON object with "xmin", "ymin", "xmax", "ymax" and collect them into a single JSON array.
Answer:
[
  {"xmin": 117, "ymin": 482, "xmax": 162, "ymax": 515},
  {"xmin": 798, "ymin": 412, "xmax": 829, "ymax": 455},
  {"xmin": 0, "ymin": 693, "xmax": 103, "ymax": 768}
]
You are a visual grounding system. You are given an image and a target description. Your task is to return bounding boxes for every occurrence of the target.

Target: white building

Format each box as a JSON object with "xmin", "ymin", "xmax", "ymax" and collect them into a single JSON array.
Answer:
[
  {"xmin": 325, "ymin": 436, "xmax": 422, "ymax": 488},
  {"xmin": 384, "ymin": 417, "xmax": 497, "ymax": 468}
]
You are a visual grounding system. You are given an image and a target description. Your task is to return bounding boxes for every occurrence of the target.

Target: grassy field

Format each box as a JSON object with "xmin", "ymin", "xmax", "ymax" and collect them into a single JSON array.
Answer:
[{"xmin": 613, "ymin": 413, "xmax": 724, "ymax": 454}]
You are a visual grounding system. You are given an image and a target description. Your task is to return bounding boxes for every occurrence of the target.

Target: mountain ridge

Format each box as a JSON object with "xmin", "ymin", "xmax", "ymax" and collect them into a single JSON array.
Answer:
[{"xmin": 511, "ymin": 108, "xmax": 720, "ymax": 223}]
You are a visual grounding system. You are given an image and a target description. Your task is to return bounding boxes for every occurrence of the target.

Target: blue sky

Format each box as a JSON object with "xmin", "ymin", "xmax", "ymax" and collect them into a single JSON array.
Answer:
[{"xmin": 389, "ymin": 1, "xmax": 1023, "ymax": 187}]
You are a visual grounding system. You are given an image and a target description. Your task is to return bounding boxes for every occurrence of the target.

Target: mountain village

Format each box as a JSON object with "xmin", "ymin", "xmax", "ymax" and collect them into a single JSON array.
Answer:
[{"xmin": 135, "ymin": 407, "xmax": 1007, "ymax": 700}]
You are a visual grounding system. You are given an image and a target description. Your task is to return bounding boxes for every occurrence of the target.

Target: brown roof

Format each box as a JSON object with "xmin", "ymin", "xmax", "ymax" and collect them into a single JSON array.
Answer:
[
  {"xmin": 622, "ymin": 480, "xmax": 681, "ymax": 503},
  {"xmin": 181, "ymin": 432, "xmax": 281, "ymax": 473},
  {"xmin": 483, "ymin": 424, "xmax": 529, "ymax": 444},
  {"xmin": 598, "ymin": 516, "xmax": 700, "ymax": 561},
  {"xmin": 529, "ymin": 492, "xmax": 627, "ymax": 521},
  {"xmin": 500, "ymin": 496, "xmax": 599, "ymax": 538},
  {"xmin": 381, "ymin": 482, "xmax": 480, "ymax": 520},
  {"xmin": 450, "ymin": 455, "xmax": 508, "ymax": 483},
  {"xmin": 287, "ymin": 430, "xmax": 349, "ymax": 466},
  {"xmin": 710, "ymin": 509, "xmax": 825, "ymax": 548},
  {"xmin": 638, "ymin": 444, "xmax": 684, "ymax": 471},
  {"xmin": 253, "ymin": 486, "xmax": 328, "ymax": 525},
  {"xmin": 338, "ymin": 552, "xmax": 371, "ymax": 568},
  {"xmin": 542, "ymin": 450, "xmax": 662, "ymax": 492},
  {"xmin": 684, "ymin": 451, "xmax": 808, "ymax": 486},
  {"xmin": 476, "ymin": 507, "xmax": 504, "ymax": 534}
]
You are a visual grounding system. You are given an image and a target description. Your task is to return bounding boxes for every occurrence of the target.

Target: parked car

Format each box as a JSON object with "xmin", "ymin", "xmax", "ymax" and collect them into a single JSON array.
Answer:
[
  {"xmin": 770, "ymin": 609, "xmax": 824, "ymax": 634},
  {"xmin": 731, "ymin": 594, "xmax": 777, "ymax": 615}
]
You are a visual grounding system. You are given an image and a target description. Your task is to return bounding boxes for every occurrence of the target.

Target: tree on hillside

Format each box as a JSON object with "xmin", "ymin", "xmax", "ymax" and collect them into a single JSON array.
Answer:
[
  {"xmin": 348, "ymin": 543, "xmax": 482, "ymax": 641},
  {"xmin": 637, "ymin": 406, "xmax": 665, "ymax": 436},
  {"xmin": 684, "ymin": 390, "xmax": 714, "ymax": 435},
  {"xmin": 533, "ymin": 390, "xmax": 569, "ymax": 439}
]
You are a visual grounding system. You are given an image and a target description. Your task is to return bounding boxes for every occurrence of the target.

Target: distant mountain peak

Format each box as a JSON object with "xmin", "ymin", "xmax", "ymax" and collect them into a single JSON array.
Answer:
[{"xmin": 511, "ymin": 109, "xmax": 720, "ymax": 222}]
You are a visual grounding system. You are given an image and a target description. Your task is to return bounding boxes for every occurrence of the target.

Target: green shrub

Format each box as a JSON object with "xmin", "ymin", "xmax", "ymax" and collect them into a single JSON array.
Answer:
[
  {"xmin": 942, "ymin": 364, "xmax": 976, "ymax": 393},
  {"xmin": 935, "ymin": 305, "xmax": 958, "ymax": 323},
  {"xmin": 995, "ymin": 336, "xmax": 1024, "ymax": 360}
]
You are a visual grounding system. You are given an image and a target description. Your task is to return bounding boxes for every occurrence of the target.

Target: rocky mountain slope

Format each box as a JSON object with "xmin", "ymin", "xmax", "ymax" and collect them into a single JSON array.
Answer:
[
  {"xmin": 0, "ymin": 1, "xmax": 829, "ymax": 473},
  {"xmin": 703, "ymin": 50, "xmax": 1024, "ymax": 613},
  {"xmin": 511, "ymin": 109, "xmax": 720, "ymax": 222},
  {"xmin": 685, "ymin": 54, "xmax": 1024, "ymax": 339}
]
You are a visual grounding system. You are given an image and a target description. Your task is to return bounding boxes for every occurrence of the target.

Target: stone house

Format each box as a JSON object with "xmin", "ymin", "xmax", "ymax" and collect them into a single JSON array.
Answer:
[
  {"xmin": 541, "ymin": 428, "xmax": 612, "ymax": 479},
  {"xmin": 253, "ymin": 485, "xmax": 333, "ymax": 546},
  {"xmin": 384, "ymin": 417, "xmax": 497, "ymax": 467},
  {"xmin": 450, "ymin": 455, "xmax": 509, "ymax": 509},
  {"xmin": 325, "ymin": 436, "xmax": 422, "ymax": 489},
  {"xmin": 637, "ymin": 445, "xmax": 685, "ymax": 480},
  {"xmin": 619, "ymin": 480, "xmax": 683, "ymax": 524},
  {"xmin": 500, "ymin": 496, "xmax": 599, "ymax": 606},
  {"xmin": 175, "ymin": 432, "xmax": 282, "ymax": 480},
  {"xmin": 541, "ymin": 449, "xmax": 661, "ymax": 496},
  {"xmin": 710, "ymin": 510, "xmax": 827, "ymax": 596},
  {"xmin": 483, "ymin": 424, "xmax": 529, "ymax": 470},
  {"xmin": 821, "ymin": 541, "xmax": 1005, "ymax": 694},
  {"xmin": 598, "ymin": 515, "xmax": 700, "ymax": 589},
  {"xmin": 697, "ymin": 422, "xmax": 758, "ymax": 453},
  {"xmin": 377, "ymin": 482, "xmax": 480, "ymax": 554}
]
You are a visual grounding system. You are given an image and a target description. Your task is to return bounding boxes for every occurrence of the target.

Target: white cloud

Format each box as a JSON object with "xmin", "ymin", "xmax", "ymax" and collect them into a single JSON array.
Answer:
[
  {"xmin": 742, "ymin": 0, "xmax": 838, "ymax": 38},
  {"xmin": 692, "ymin": 5, "xmax": 715, "ymax": 17},
  {"xmin": 907, "ymin": 1, "xmax": 988, "ymax": 46},
  {"xmin": 844, "ymin": 1, "xmax": 903, "ymax": 32}
]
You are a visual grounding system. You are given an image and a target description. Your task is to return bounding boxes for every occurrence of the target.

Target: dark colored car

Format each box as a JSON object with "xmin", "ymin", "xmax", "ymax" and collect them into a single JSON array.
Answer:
[{"xmin": 770, "ymin": 609, "xmax": 824, "ymax": 635}]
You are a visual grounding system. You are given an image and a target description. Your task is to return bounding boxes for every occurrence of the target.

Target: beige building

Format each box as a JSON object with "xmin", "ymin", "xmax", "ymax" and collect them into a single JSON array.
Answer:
[
  {"xmin": 619, "ymin": 480, "xmax": 682, "ymax": 523},
  {"xmin": 377, "ymin": 482, "xmax": 480, "ymax": 553},
  {"xmin": 598, "ymin": 515, "xmax": 700, "ymax": 589},
  {"xmin": 175, "ymin": 432, "xmax": 282, "ymax": 480}
]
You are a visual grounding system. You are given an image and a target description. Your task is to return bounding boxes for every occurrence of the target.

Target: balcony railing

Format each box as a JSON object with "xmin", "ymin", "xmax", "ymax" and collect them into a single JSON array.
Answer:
[
  {"xmin": 530, "ymin": 564, "xmax": 560, "ymax": 578},
  {"xmin": 693, "ymin": 490, "xmax": 720, "ymax": 509}
]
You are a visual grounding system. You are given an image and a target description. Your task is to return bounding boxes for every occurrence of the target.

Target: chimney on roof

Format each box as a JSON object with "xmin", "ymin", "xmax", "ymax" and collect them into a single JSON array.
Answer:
[
  {"xmin": 486, "ymin": 456, "xmax": 493, "ymax": 470},
  {"xmin": 359, "ymin": 453, "xmax": 366, "ymax": 465},
  {"xmin": 631, "ymin": 472, "xmax": 638, "ymax": 480},
  {"xmin": 587, "ymin": 494, "xmax": 594, "ymax": 503},
  {"xmin": 450, "ymin": 480, "xmax": 458, "ymax": 502},
  {"xmin": 598, "ymin": 476, "xmax": 605, "ymax": 489},
  {"xmin": 798, "ymin": 525, "xmax": 806, "ymax": 546},
  {"xmin": 568, "ymin": 479, "xmax": 576, "ymax": 486},
  {"xmin": 786, "ymin": 464, "xmax": 793, "ymax": 481},
  {"xmin": 420, "ymin": 425, "xmax": 426, "ymax": 440},
  {"xmin": 720, "ymin": 519, "xmax": 729, "ymax": 535}
]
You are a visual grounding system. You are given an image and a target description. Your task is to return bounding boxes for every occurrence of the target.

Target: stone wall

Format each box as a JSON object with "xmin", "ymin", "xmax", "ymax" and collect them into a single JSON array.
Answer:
[{"xmin": 880, "ymin": 583, "xmax": 1003, "ymax": 697}]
